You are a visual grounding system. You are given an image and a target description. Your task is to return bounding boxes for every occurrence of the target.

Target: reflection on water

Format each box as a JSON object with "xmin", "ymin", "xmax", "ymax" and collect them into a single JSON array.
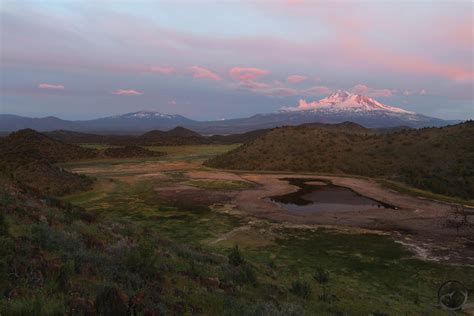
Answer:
[{"xmin": 268, "ymin": 178, "xmax": 395, "ymax": 213}]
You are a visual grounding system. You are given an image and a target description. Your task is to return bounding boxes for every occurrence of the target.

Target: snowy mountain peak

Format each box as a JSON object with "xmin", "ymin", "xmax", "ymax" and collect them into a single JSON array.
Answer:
[
  {"xmin": 324, "ymin": 90, "xmax": 352, "ymax": 103},
  {"xmin": 111, "ymin": 111, "xmax": 180, "ymax": 119},
  {"xmin": 282, "ymin": 91, "xmax": 414, "ymax": 114}
]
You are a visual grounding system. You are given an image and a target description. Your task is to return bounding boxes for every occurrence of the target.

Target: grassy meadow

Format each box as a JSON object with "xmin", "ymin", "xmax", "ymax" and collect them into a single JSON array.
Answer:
[{"xmin": 49, "ymin": 144, "xmax": 474, "ymax": 315}]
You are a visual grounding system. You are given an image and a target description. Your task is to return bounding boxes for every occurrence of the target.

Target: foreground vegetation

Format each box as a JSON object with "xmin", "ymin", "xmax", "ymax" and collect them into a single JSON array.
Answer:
[
  {"xmin": 3, "ymin": 166, "xmax": 472, "ymax": 314},
  {"xmin": 1, "ymin": 133, "xmax": 473, "ymax": 314},
  {"xmin": 206, "ymin": 121, "xmax": 474, "ymax": 200}
]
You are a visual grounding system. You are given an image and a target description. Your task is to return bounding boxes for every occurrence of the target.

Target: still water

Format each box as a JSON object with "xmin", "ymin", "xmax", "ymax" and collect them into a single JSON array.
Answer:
[{"xmin": 268, "ymin": 178, "xmax": 394, "ymax": 213}]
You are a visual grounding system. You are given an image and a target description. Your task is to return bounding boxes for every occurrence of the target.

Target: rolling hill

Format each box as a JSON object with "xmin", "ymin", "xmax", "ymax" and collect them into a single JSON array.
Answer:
[
  {"xmin": 206, "ymin": 121, "xmax": 474, "ymax": 200},
  {"xmin": 0, "ymin": 129, "xmax": 97, "ymax": 195},
  {"xmin": 208, "ymin": 129, "xmax": 269, "ymax": 144},
  {"xmin": 47, "ymin": 126, "xmax": 265, "ymax": 146},
  {"xmin": 45, "ymin": 130, "xmax": 133, "ymax": 145},
  {"xmin": 138, "ymin": 126, "xmax": 210, "ymax": 145},
  {"xmin": 1, "ymin": 129, "xmax": 97, "ymax": 163}
]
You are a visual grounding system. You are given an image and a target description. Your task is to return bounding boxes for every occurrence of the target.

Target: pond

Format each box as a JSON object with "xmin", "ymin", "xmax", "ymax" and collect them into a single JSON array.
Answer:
[{"xmin": 268, "ymin": 178, "xmax": 395, "ymax": 213}]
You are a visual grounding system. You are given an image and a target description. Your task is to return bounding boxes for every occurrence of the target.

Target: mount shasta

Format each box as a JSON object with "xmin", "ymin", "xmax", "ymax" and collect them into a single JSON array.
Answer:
[{"xmin": 0, "ymin": 91, "xmax": 458, "ymax": 134}]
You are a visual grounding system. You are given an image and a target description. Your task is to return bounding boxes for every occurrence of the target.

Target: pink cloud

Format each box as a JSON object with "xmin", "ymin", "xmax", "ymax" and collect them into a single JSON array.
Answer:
[
  {"xmin": 287, "ymin": 75, "xmax": 307, "ymax": 83},
  {"xmin": 38, "ymin": 83, "xmax": 64, "ymax": 89},
  {"xmin": 188, "ymin": 66, "xmax": 221, "ymax": 81},
  {"xmin": 229, "ymin": 67, "xmax": 270, "ymax": 81},
  {"xmin": 419, "ymin": 89, "xmax": 427, "ymax": 95},
  {"xmin": 149, "ymin": 65, "xmax": 176, "ymax": 74},
  {"xmin": 297, "ymin": 99, "xmax": 319, "ymax": 110},
  {"xmin": 236, "ymin": 80, "xmax": 297, "ymax": 97},
  {"xmin": 112, "ymin": 89, "xmax": 142, "ymax": 96},
  {"xmin": 6, "ymin": 6, "xmax": 471, "ymax": 89},
  {"xmin": 302, "ymin": 85, "xmax": 332, "ymax": 96},
  {"xmin": 351, "ymin": 84, "xmax": 395, "ymax": 97}
]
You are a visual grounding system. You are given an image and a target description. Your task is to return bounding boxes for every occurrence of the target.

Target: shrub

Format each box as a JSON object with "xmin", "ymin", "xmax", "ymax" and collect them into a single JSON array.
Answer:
[
  {"xmin": 58, "ymin": 260, "xmax": 75, "ymax": 289},
  {"xmin": 0, "ymin": 236, "xmax": 14, "ymax": 284},
  {"xmin": 226, "ymin": 264, "xmax": 258, "ymax": 286},
  {"xmin": 238, "ymin": 264, "xmax": 257, "ymax": 286},
  {"xmin": 314, "ymin": 266, "xmax": 330, "ymax": 301},
  {"xmin": 95, "ymin": 285, "xmax": 129, "ymax": 316},
  {"xmin": 228, "ymin": 245, "xmax": 244, "ymax": 266},
  {"xmin": 30, "ymin": 222, "xmax": 56, "ymax": 250},
  {"xmin": 125, "ymin": 241, "xmax": 159, "ymax": 279},
  {"xmin": 290, "ymin": 280, "xmax": 312, "ymax": 299},
  {"xmin": 313, "ymin": 266, "xmax": 329, "ymax": 285},
  {"xmin": 0, "ymin": 214, "xmax": 7, "ymax": 236}
]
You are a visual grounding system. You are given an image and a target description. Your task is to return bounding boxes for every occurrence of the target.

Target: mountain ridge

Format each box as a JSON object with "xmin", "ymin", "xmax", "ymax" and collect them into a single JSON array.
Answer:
[{"xmin": 1, "ymin": 93, "xmax": 462, "ymax": 133}]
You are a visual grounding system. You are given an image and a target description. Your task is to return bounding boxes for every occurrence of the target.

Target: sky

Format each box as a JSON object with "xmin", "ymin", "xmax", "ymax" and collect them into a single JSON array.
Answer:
[{"xmin": 1, "ymin": 0, "xmax": 473, "ymax": 121}]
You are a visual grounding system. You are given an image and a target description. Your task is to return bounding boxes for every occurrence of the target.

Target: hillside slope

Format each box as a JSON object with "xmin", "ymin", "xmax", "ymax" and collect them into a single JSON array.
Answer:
[
  {"xmin": 0, "ymin": 171, "xmax": 254, "ymax": 314},
  {"xmin": 0, "ymin": 129, "xmax": 97, "ymax": 195},
  {"xmin": 46, "ymin": 130, "xmax": 134, "ymax": 144},
  {"xmin": 208, "ymin": 129, "xmax": 269, "ymax": 144},
  {"xmin": 138, "ymin": 126, "xmax": 210, "ymax": 145},
  {"xmin": 206, "ymin": 121, "xmax": 474, "ymax": 199}
]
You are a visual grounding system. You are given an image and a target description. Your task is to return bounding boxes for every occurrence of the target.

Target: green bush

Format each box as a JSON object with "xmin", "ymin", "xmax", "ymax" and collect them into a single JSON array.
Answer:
[
  {"xmin": 228, "ymin": 245, "xmax": 244, "ymax": 266},
  {"xmin": 290, "ymin": 280, "xmax": 312, "ymax": 299},
  {"xmin": 95, "ymin": 285, "xmax": 129, "ymax": 316},
  {"xmin": 125, "ymin": 241, "xmax": 159, "ymax": 279},
  {"xmin": 313, "ymin": 266, "xmax": 329, "ymax": 285},
  {"xmin": 58, "ymin": 260, "xmax": 75, "ymax": 289},
  {"xmin": 0, "ymin": 214, "xmax": 8, "ymax": 236}
]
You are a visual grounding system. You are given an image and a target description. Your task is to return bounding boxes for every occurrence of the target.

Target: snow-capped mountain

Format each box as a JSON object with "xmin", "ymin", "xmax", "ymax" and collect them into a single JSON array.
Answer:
[
  {"xmin": 79, "ymin": 111, "xmax": 197, "ymax": 132},
  {"xmin": 282, "ymin": 90, "xmax": 413, "ymax": 114},
  {"xmin": 111, "ymin": 111, "xmax": 186, "ymax": 120},
  {"xmin": 0, "ymin": 95, "xmax": 459, "ymax": 133}
]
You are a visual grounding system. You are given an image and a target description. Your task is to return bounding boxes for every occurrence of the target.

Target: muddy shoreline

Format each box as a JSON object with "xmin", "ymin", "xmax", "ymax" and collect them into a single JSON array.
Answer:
[{"xmin": 227, "ymin": 173, "xmax": 473, "ymax": 266}]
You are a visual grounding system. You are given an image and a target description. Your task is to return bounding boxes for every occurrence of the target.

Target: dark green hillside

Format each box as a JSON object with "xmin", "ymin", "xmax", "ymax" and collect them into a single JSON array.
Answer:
[
  {"xmin": 209, "ymin": 128, "xmax": 269, "ymax": 144},
  {"xmin": 139, "ymin": 126, "xmax": 210, "ymax": 145},
  {"xmin": 206, "ymin": 121, "xmax": 474, "ymax": 199},
  {"xmin": 1, "ymin": 129, "xmax": 97, "ymax": 164},
  {"xmin": 0, "ymin": 129, "xmax": 97, "ymax": 195},
  {"xmin": 46, "ymin": 130, "xmax": 134, "ymax": 145}
]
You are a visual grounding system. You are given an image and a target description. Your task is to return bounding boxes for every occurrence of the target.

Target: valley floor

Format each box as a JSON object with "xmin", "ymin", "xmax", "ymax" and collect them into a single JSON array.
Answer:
[{"xmin": 61, "ymin": 144, "xmax": 474, "ymax": 315}]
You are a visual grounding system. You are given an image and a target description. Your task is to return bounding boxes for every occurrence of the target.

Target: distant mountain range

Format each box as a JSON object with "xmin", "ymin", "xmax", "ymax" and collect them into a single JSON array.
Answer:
[{"xmin": 0, "ymin": 91, "xmax": 461, "ymax": 134}]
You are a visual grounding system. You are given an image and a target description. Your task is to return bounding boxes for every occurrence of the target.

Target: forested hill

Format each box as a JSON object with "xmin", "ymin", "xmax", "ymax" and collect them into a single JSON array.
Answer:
[{"xmin": 206, "ymin": 121, "xmax": 474, "ymax": 200}]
